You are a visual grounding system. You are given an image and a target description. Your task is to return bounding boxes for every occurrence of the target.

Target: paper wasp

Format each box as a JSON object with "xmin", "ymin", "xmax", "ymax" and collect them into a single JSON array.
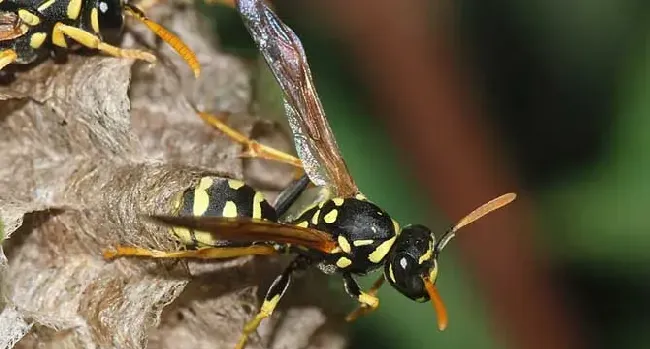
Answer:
[
  {"xmin": 0, "ymin": 0, "xmax": 200, "ymax": 76},
  {"xmin": 103, "ymin": 1, "xmax": 517, "ymax": 348}
]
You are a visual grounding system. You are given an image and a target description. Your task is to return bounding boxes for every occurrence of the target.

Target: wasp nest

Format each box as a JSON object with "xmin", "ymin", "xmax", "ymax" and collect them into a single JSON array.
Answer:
[{"xmin": 0, "ymin": 3, "xmax": 346, "ymax": 348}]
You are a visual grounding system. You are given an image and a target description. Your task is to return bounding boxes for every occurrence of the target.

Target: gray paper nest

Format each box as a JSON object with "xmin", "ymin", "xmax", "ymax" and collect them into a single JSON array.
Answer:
[{"xmin": 0, "ymin": 3, "xmax": 346, "ymax": 349}]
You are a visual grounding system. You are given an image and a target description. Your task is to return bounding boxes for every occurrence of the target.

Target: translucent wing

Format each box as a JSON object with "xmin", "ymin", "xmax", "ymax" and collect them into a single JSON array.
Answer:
[
  {"xmin": 148, "ymin": 215, "xmax": 338, "ymax": 253},
  {"xmin": 0, "ymin": 12, "xmax": 27, "ymax": 41},
  {"xmin": 236, "ymin": 0, "xmax": 359, "ymax": 198}
]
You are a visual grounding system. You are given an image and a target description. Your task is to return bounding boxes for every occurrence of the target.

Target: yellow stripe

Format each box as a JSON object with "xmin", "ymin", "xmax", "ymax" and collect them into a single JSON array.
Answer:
[
  {"xmin": 222, "ymin": 201, "xmax": 238, "ymax": 218},
  {"xmin": 337, "ymin": 235, "xmax": 351, "ymax": 254},
  {"xmin": 171, "ymin": 226, "xmax": 192, "ymax": 245},
  {"xmin": 368, "ymin": 236, "xmax": 396, "ymax": 263},
  {"xmin": 67, "ymin": 0, "xmax": 82, "ymax": 19},
  {"xmin": 192, "ymin": 177, "xmax": 213, "ymax": 216},
  {"xmin": 18, "ymin": 10, "xmax": 40, "ymax": 26},
  {"xmin": 336, "ymin": 256, "xmax": 352, "ymax": 268},
  {"xmin": 323, "ymin": 209, "xmax": 338, "ymax": 224},
  {"xmin": 311, "ymin": 210, "xmax": 320, "ymax": 225},
  {"xmin": 193, "ymin": 230, "xmax": 217, "ymax": 246},
  {"xmin": 418, "ymin": 241, "xmax": 433, "ymax": 264},
  {"xmin": 30, "ymin": 32, "xmax": 47, "ymax": 49},
  {"xmin": 252, "ymin": 191, "xmax": 265, "ymax": 219},
  {"xmin": 228, "ymin": 179, "xmax": 245, "ymax": 190},
  {"xmin": 37, "ymin": 0, "xmax": 57, "ymax": 11},
  {"xmin": 428, "ymin": 264, "xmax": 439, "ymax": 282},
  {"xmin": 353, "ymin": 239, "xmax": 374, "ymax": 247},
  {"xmin": 91, "ymin": 8, "xmax": 99, "ymax": 33},
  {"xmin": 52, "ymin": 23, "xmax": 67, "ymax": 48}
]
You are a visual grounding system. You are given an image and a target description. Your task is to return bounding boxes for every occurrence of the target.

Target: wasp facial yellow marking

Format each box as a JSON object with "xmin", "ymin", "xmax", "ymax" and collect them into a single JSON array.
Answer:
[
  {"xmin": 428, "ymin": 264, "xmax": 438, "ymax": 282},
  {"xmin": 418, "ymin": 241, "xmax": 433, "ymax": 264},
  {"xmin": 29, "ymin": 32, "xmax": 47, "ymax": 49},
  {"xmin": 388, "ymin": 263, "xmax": 396, "ymax": 282},
  {"xmin": 18, "ymin": 10, "xmax": 40, "ymax": 26},
  {"xmin": 337, "ymin": 235, "xmax": 351, "ymax": 254},
  {"xmin": 311, "ymin": 210, "xmax": 320, "ymax": 225},
  {"xmin": 355, "ymin": 193, "xmax": 367, "ymax": 201},
  {"xmin": 252, "ymin": 191, "xmax": 264, "ymax": 219},
  {"xmin": 228, "ymin": 179, "xmax": 245, "ymax": 190},
  {"xmin": 318, "ymin": 201, "xmax": 325, "ymax": 209},
  {"xmin": 336, "ymin": 256, "xmax": 352, "ymax": 268},
  {"xmin": 222, "ymin": 201, "xmax": 238, "ymax": 218},
  {"xmin": 324, "ymin": 209, "xmax": 338, "ymax": 224},
  {"xmin": 353, "ymin": 239, "xmax": 374, "ymax": 247},
  {"xmin": 67, "ymin": 0, "xmax": 82, "ymax": 20},
  {"xmin": 296, "ymin": 221, "xmax": 309, "ymax": 228},
  {"xmin": 368, "ymin": 236, "xmax": 396, "ymax": 263},
  {"xmin": 91, "ymin": 8, "xmax": 99, "ymax": 33},
  {"xmin": 192, "ymin": 178, "xmax": 213, "ymax": 216},
  {"xmin": 332, "ymin": 198, "xmax": 344, "ymax": 206},
  {"xmin": 37, "ymin": 0, "xmax": 57, "ymax": 11}
]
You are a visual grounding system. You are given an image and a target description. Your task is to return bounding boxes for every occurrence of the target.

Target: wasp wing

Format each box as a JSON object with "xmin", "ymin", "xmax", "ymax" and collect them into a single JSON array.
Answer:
[
  {"xmin": 0, "ymin": 12, "xmax": 27, "ymax": 42},
  {"xmin": 236, "ymin": 0, "xmax": 359, "ymax": 198},
  {"xmin": 148, "ymin": 215, "xmax": 338, "ymax": 253}
]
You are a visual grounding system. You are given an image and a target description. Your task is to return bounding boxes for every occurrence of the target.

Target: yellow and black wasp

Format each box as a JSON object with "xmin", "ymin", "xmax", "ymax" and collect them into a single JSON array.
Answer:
[
  {"xmin": 104, "ymin": 0, "xmax": 517, "ymax": 348},
  {"xmin": 0, "ymin": 0, "xmax": 200, "ymax": 76}
]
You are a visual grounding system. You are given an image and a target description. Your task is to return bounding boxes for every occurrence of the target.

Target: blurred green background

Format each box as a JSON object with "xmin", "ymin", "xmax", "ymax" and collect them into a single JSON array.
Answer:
[{"xmin": 206, "ymin": 1, "xmax": 650, "ymax": 348}]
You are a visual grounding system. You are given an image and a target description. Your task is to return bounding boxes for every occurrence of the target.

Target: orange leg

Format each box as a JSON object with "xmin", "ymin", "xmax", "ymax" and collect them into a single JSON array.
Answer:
[
  {"xmin": 103, "ymin": 245, "xmax": 276, "ymax": 260},
  {"xmin": 198, "ymin": 112, "xmax": 304, "ymax": 172}
]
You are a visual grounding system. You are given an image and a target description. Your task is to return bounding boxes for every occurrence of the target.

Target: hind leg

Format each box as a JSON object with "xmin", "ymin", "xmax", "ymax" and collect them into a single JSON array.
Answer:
[{"xmin": 199, "ymin": 112, "xmax": 303, "ymax": 169}]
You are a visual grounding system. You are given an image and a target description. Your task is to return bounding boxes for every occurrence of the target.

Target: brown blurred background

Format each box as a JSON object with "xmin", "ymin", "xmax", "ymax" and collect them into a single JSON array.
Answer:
[{"xmin": 210, "ymin": 0, "xmax": 650, "ymax": 348}]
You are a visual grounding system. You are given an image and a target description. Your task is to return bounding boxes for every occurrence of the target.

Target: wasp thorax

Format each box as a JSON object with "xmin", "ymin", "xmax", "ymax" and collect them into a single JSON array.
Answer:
[
  {"xmin": 384, "ymin": 224, "xmax": 438, "ymax": 302},
  {"xmin": 297, "ymin": 197, "xmax": 399, "ymax": 274}
]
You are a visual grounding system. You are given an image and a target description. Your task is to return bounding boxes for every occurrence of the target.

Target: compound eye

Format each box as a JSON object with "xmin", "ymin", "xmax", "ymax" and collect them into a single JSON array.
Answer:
[{"xmin": 97, "ymin": 0, "xmax": 124, "ymax": 39}]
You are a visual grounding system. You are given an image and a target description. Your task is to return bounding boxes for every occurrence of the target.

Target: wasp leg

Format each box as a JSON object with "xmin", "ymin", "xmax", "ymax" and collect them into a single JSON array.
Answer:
[
  {"xmin": 52, "ymin": 23, "xmax": 156, "ymax": 63},
  {"xmin": 342, "ymin": 273, "xmax": 380, "ymax": 321},
  {"xmin": 198, "ymin": 112, "xmax": 303, "ymax": 168},
  {"xmin": 124, "ymin": 5, "xmax": 201, "ymax": 78},
  {"xmin": 102, "ymin": 245, "xmax": 277, "ymax": 260},
  {"xmin": 0, "ymin": 49, "xmax": 17, "ymax": 70},
  {"xmin": 345, "ymin": 275, "xmax": 385, "ymax": 321},
  {"xmin": 236, "ymin": 255, "xmax": 311, "ymax": 349}
]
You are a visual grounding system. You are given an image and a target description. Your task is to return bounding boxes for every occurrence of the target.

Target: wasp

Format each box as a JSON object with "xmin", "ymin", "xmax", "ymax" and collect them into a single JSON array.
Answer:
[
  {"xmin": 103, "ymin": 1, "xmax": 517, "ymax": 348},
  {"xmin": 0, "ymin": 0, "xmax": 200, "ymax": 76}
]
